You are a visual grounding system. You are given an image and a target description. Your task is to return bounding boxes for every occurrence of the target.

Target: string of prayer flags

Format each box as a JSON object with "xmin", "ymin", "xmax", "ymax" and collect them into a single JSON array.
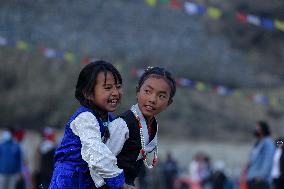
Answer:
[
  {"xmin": 0, "ymin": 35, "xmax": 84, "ymax": 64},
  {"xmin": 146, "ymin": 0, "xmax": 284, "ymax": 33}
]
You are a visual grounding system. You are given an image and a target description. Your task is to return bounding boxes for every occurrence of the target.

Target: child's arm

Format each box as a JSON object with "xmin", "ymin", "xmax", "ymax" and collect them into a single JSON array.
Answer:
[
  {"xmin": 89, "ymin": 117, "xmax": 130, "ymax": 187},
  {"xmin": 70, "ymin": 112, "xmax": 125, "ymax": 189},
  {"xmin": 105, "ymin": 118, "xmax": 129, "ymax": 155}
]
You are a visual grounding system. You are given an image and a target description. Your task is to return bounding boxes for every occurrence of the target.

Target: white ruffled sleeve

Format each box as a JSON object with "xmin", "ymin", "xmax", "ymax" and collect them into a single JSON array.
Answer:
[
  {"xmin": 89, "ymin": 117, "xmax": 130, "ymax": 187},
  {"xmin": 105, "ymin": 117, "xmax": 129, "ymax": 155},
  {"xmin": 70, "ymin": 112, "xmax": 123, "ymax": 179}
]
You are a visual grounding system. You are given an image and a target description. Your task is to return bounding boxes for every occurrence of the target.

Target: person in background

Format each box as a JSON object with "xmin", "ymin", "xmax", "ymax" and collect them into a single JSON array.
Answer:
[
  {"xmin": 163, "ymin": 152, "xmax": 179, "ymax": 189},
  {"xmin": 271, "ymin": 137, "xmax": 284, "ymax": 189},
  {"xmin": 211, "ymin": 161, "xmax": 227, "ymax": 189},
  {"xmin": 0, "ymin": 129, "xmax": 23, "ymax": 189},
  {"xmin": 246, "ymin": 121, "xmax": 275, "ymax": 189},
  {"xmin": 35, "ymin": 127, "xmax": 57, "ymax": 189}
]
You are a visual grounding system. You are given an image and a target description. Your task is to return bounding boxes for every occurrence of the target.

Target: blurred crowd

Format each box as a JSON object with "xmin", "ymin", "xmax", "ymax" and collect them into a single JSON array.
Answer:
[
  {"xmin": 0, "ymin": 127, "xmax": 57, "ymax": 189},
  {"xmin": 135, "ymin": 121, "xmax": 284, "ymax": 189},
  {"xmin": 0, "ymin": 120, "xmax": 283, "ymax": 189}
]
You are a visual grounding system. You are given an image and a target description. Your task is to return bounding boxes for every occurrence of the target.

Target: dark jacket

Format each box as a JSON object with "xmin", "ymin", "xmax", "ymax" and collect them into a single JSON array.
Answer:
[
  {"xmin": 116, "ymin": 110, "xmax": 143, "ymax": 185},
  {"xmin": 0, "ymin": 140, "xmax": 22, "ymax": 174}
]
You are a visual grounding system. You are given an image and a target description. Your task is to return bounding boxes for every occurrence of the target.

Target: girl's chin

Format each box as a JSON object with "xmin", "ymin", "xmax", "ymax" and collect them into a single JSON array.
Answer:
[{"xmin": 142, "ymin": 111, "xmax": 154, "ymax": 121}]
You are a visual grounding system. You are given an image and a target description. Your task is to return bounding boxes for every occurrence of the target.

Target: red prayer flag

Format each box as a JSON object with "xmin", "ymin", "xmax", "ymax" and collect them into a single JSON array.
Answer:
[
  {"xmin": 170, "ymin": 0, "xmax": 182, "ymax": 9},
  {"xmin": 80, "ymin": 56, "xmax": 90, "ymax": 65},
  {"xmin": 235, "ymin": 12, "xmax": 247, "ymax": 23}
]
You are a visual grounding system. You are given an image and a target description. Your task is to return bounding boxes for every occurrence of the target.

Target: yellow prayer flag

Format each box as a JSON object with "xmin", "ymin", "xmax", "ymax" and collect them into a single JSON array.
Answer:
[
  {"xmin": 16, "ymin": 40, "xmax": 28, "ymax": 50},
  {"xmin": 274, "ymin": 20, "xmax": 284, "ymax": 32},
  {"xmin": 196, "ymin": 82, "xmax": 206, "ymax": 91},
  {"xmin": 64, "ymin": 52, "xmax": 75, "ymax": 63},
  {"xmin": 233, "ymin": 90, "xmax": 243, "ymax": 98},
  {"xmin": 269, "ymin": 97, "xmax": 278, "ymax": 108},
  {"xmin": 114, "ymin": 64, "xmax": 123, "ymax": 71},
  {"xmin": 146, "ymin": 0, "xmax": 157, "ymax": 7},
  {"xmin": 207, "ymin": 7, "xmax": 222, "ymax": 20}
]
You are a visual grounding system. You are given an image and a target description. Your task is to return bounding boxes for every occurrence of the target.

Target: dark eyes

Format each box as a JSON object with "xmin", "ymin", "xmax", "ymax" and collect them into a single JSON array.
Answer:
[
  {"xmin": 159, "ymin": 95, "xmax": 167, "ymax": 99},
  {"xmin": 116, "ymin": 84, "xmax": 122, "ymax": 89},
  {"xmin": 104, "ymin": 86, "xmax": 112, "ymax": 90},
  {"xmin": 145, "ymin": 89, "xmax": 151, "ymax": 94},
  {"xmin": 104, "ymin": 84, "xmax": 122, "ymax": 90}
]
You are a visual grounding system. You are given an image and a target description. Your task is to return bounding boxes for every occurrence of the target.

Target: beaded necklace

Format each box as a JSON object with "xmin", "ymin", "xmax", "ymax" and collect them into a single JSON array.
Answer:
[{"xmin": 132, "ymin": 108, "xmax": 158, "ymax": 169}]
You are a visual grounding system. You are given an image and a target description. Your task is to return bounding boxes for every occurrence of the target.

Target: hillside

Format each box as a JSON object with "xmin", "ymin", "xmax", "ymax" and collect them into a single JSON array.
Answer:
[{"xmin": 1, "ymin": 0, "xmax": 284, "ymax": 141}]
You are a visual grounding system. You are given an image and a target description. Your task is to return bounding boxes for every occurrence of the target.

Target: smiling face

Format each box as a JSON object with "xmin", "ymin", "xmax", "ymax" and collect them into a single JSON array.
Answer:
[
  {"xmin": 91, "ymin": 71, "xmax": 122, "ymax": 113},
  {"xmin": 136, "ymin": 75, "xmax": 172, "ymax": 122}
]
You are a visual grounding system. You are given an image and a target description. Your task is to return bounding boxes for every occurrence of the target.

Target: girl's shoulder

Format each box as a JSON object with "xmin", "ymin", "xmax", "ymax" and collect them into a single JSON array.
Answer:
[{"xmin": 117, "ymin": 110, "xmax": 136, "ymax": 123}]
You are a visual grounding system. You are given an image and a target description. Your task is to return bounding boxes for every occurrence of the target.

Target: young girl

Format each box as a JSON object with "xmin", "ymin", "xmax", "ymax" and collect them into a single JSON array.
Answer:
[
  {"xmin": 92, "ymin": 66, "xmax": 176, "ymax": 188},
  {"xmin": 49, "ymin": 60, "xmax": 125, "ymax": 189}
]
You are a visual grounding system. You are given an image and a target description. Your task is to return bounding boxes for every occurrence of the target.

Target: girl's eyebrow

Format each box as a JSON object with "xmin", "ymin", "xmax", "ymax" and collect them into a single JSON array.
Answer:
[
  {"xmin": 146, "ymin": 84, "xmax": 169, "ymax": 95},
  {"xmin": 145, "ymin": 85, "xmax": 154, "ymax": 90}
]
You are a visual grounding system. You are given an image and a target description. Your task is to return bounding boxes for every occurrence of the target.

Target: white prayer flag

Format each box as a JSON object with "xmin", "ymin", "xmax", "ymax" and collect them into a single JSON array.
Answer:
[{"xmin": 184, "ymin": 2, "xmax": 198, "ymax": 15}]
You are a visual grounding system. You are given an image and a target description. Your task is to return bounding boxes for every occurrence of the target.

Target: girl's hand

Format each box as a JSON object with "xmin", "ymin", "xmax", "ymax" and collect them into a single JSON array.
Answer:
[
  {"xmin": 152, "ymin": 157, "xmax": 158, "ymax": 166},
  {"xmin": 121, "ymin": 183, "xmax": 136, "ymax": 189}
]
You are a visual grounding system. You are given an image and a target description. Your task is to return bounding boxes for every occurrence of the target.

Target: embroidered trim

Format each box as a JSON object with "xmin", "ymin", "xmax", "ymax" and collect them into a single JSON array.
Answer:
[{"xmin": 131, "ymin": 105, "xmax": 158, "ymax": 169}]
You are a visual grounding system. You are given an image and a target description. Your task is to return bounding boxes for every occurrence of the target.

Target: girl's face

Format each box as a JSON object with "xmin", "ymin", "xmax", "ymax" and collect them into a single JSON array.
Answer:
[
  {"xmin": 91, "ymin": 71, "xmax": 122, "ymax": 112},
  {"xmin": 136, "ymin": 76, "xmax": 172, "ymax": 122}
]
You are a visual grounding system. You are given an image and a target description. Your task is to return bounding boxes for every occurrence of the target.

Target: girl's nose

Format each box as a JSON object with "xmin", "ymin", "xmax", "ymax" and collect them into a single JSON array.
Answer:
[
  {"xmin": 111, "ymin": 88, "xmax": 120, "ymax": 96},
  {"xmin": 148, "ymin": 94, "xmax": 157, "ymax": 104}
]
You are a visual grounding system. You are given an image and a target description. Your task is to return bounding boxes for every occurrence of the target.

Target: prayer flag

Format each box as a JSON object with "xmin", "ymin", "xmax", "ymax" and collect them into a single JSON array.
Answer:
[
  {"xmin": 0, "ymin": 36, "xmax": 7, "ymax": 45},
  {"xmin": 235, "ymin": 12, "xmax": 247, "ymax": 23},
  {"xmin": 114, "ymin": 63, "xmax": 123, "ymax": 71},
  {"xmin": 64, "ymin": 52, "xmax": 75, "ymax": 63},
  {"xmin": 270, "ymin": 97, "xmax": 278, "ymax": 107},
  {"xmin": 247, "ymin": 15, "xmax": 261, "ymax": 26},
  {"xmin": 80, "ymin": 56, "xmax": 90, "ymax": 64},
  {"xmin": 184, "ymin": 2, "xmax": 198, "ymax": 15},
  {"xmin": 261, "ymin": 18, "xmax": 274, "ymax": 30},
  {"xmin": 16, "ymin": 40, "xmax": 28, "ymax": 50},
  {"xmin": 274, "ymin": 20, "xmax": 284, "ymax": 32},
  {"xmin": 216, "ymin": 86, "xmax": 229, "ymax": 96},
  {"xmin": 207, "ymin": 7, "xmax": 222, "ymax": 20},
  {"xmin": 178, "ymin": 78, "xmax": 194, "ymax": 87},
  {"xmin": 170, "ymin": 0, "xmax": 182, "ymax": 9},
  {"xmin": 196, "ymin": 82, "xmax": 206, "ymax": 91},
  {"xmin": 44, "ymin": 48, "xmax": 56, "ymax": 58},
  {"xmin": 197, "ymin": 5, "xmax": 206, "ymax": 14},
  {"xmin": 146, "ymin": 0, "xmax": 157, "ymax": 7}
]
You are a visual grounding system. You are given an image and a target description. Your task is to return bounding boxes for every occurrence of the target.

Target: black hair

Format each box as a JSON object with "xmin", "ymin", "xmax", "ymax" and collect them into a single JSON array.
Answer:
[
  {"xmin": 75, "ymin": 60, "xmax": 122, "ymax": 109},
  {"xmin": 257, "ymin": 120, "xmax": 271, "ymax": 136},
  {"xmin": 137, "ymin": 66, "xmax": 176, "ymax": 102}
]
